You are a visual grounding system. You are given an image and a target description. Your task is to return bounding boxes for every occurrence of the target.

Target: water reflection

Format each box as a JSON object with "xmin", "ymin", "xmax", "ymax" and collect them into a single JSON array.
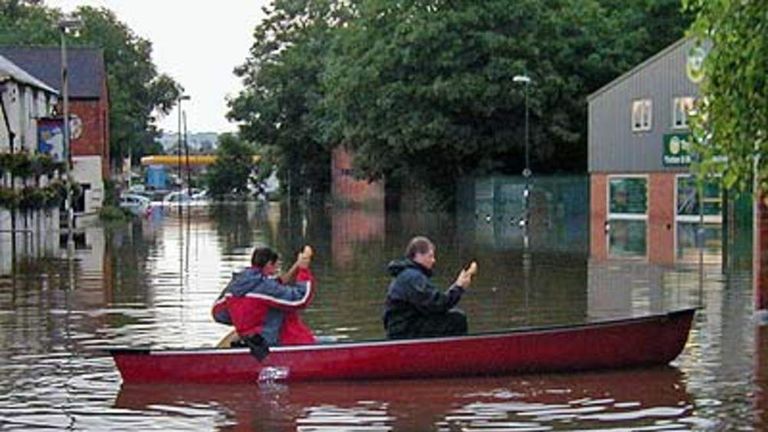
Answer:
[
  {"xmin": 115, "ymin": 368, "xmax": 692, "ymax": 431},
  {"xmin": 0, "ymin": 187, "xmax": 765, "ymax": 429}
]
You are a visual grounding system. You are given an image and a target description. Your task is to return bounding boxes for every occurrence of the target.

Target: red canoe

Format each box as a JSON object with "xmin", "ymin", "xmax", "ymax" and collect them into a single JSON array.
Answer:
[{"xmin": 111, "ymin": 308, "xmax": 695, "ymax": 384}]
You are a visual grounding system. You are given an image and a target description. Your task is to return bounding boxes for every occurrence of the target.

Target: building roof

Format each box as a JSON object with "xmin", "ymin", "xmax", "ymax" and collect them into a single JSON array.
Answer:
[
  {"xmin": 587, "ymin": 37, "xmax": 691, "ymax": 102},
  {"xmin": 0, "ymin": 54, "xmax": 58, "ymax": 94},
  {"xmin": 0, "ymin": 46, "xmax": 105, "ymax": 99}
]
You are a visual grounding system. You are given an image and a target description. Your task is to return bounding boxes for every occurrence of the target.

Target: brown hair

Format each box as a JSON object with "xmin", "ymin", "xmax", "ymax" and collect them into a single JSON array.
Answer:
[
  {"xmin": 405, "ymin": 236, "xmax": 434, "ymax": 259},
  {"xmin": 251, "ymin": 247, "xmax": 279, "ymax": 268}
]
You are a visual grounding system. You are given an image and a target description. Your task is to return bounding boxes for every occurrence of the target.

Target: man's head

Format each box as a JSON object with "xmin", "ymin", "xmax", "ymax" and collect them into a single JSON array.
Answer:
[
  {"xmin": 251, "ymin": 247, "xmax": 279, "ymax": 275},
  {"xmin": 405, "ymin": 236, "xmax": 436, "ymax": 270}
]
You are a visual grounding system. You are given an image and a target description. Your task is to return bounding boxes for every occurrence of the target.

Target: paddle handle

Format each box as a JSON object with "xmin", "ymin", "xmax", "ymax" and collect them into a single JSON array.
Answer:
[{"xmin": 465, "ymin": 261, "xmax": 478, "ymax": 276}]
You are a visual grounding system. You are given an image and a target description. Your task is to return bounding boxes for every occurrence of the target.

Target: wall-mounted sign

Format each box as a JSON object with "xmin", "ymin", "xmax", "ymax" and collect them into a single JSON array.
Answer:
[
  {"xmin": 663, "ymin": 133, "xmax": 693, "ymax": 166},
  {"xmin": 686, "ymin": 45, "xmax": 707, "ymax": 84},
  {"xmin": 69, "ymin": 114, "xmax": 83, "ymax": 140},
  {"xmin": 37, "ymin": 117, "xmax": 64, "ymax": 162}
]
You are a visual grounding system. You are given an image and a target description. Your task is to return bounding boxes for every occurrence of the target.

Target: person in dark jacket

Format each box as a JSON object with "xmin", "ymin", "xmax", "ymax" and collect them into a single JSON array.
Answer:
[{"xmin": 383, "ymin": 236, "xmax": 476, "ymax": 339}]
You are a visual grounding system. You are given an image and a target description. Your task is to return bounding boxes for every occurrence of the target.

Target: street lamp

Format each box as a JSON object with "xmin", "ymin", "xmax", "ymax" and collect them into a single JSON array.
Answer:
[
  {"xmin": 176, "ymin": 94, "xmax": 190, "ymax": 216},
  {"xmin": 513, "ymin": 74, "xmax": 532, "ymax": 226},
  {"xmin": 59, "ymin": 16, "xmax": 82, "ymax": 236}
]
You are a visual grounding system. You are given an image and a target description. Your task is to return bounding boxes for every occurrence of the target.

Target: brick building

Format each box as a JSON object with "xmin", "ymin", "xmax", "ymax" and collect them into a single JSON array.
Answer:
[
  {"xmin": 587, "ymin": 38, "xmax": 721, "ymax": 265},
  {"xmin": 0, "ymin": 47, "xmax": 110, "ymax": 215}
]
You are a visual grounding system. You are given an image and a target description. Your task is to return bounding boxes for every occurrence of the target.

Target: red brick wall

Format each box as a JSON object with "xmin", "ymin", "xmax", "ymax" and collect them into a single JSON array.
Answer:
[
  {"xmin": 648, "ymin": 173, "xmax": 676, "ymax": 265},
  {"xmin": 591, "ymin": 172, "xmax": 677, "ymax": 264},
  {"xmin": 756, "ymin": 194, "xmax": 768, "ymax": 311},
  {"xmin": 331, "ymin": 147, "xmax": 384, "ymax": 207},
  {"xmin": 590, "ymin": 174, "xmax": 607, "ymax": 261},
  {"xmin": 68, "ymin": 80, "xmax": 109, "ymax": 179}
]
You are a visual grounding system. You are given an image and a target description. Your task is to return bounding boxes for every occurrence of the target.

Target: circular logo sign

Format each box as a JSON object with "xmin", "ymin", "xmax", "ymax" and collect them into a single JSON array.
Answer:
[
  {"xmin": 686, "ymin": 46, "xmax": 707, "ymax": 84},
  {"xmin": 69, "ymin": 114, "xmax": 83, "ymax": 140}
]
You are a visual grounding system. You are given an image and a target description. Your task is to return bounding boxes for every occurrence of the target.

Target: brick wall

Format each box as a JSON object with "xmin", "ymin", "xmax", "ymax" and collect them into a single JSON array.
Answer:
[
  {"xmin": 648, "ymin": 173, "xmax": 676, "ymax": 265},
  {"xmin": 331, "ymin": 147, "xmax": 384, "ymax": 207},
  {"xmin": 590, "ymin": 174, "xmax": 607, "ymax": 261},
  {"xmin": 69, "ymin": 85, "xmax": 109, "ymax": 179},
  {"xmin": 756, "ymin": 194, "xmax": 768, "ymax": 312},
  {"xmin": 591, "ymin": 172, "xmax": 677, "ymax": 264}
]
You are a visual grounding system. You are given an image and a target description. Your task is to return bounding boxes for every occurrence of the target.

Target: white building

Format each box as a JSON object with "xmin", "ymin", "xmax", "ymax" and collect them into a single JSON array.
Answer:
[{"xmin": 1, "ymin": 54, "xmax": 61, "ymax": 275}]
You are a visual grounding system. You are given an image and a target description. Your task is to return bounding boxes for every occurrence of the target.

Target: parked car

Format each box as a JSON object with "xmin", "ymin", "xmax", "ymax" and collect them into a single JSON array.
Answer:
[
  {"xmin": 119, "ymin": 194, "xmax": 151, "ymax": 216},
  {"xmin": 161, "ymin": 190, "xmax": 209, "ymax": 207}
]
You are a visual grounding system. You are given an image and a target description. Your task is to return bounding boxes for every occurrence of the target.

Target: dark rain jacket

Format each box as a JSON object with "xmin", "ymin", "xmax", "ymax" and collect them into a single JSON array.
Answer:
[{"xmin": 383, "ymin": 259, "xmax": 464, "ymax": 337}]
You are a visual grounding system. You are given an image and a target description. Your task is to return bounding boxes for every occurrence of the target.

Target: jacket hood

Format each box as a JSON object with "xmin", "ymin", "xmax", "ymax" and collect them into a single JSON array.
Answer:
[
  {"xmin": 228, "ymin": 267, "xmax": 268, "ymax": 296},
  {"xmin": 387, "ymin": 258, "xmax": 432, "ymax": 277}
]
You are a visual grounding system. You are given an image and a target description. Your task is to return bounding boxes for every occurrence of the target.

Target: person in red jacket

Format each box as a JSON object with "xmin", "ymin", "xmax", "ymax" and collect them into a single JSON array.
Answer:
[{"xmin": 212, "ymin": 245, "xmax": 316, "ymax": 357}]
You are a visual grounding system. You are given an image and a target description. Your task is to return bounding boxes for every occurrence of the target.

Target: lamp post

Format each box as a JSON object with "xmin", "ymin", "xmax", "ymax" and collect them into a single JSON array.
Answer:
[
  {"xmin": 513, "ymin": 74, "xmax": 532, "ymax": 224},
  {"xmin": 59, "ymin": 17, "xmax": 82, "ymax": 236},
  {"xmin": 176, "ymin": 95, "xmax": 190, "ymax": 216}
]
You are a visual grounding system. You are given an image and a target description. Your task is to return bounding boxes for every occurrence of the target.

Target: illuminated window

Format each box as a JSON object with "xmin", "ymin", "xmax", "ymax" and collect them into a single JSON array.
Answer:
[
  {"xmin": 631, "ymin": 99, "xmax": 652, "ymax": 132},
  {"xmin": 672, "ymin": 97, "xmax": 695, "ymax": 129}
]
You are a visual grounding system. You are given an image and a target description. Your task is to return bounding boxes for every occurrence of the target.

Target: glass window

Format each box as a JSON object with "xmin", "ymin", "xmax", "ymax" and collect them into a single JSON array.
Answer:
[
  {"xmin": 676, "ymin": 222, "xmax": 722, "ymax": 264},
  {"xmin": 676, "ymin": 176, "xmax": 722, "ymax": 222},
  {"xmin": 672, "ymin": 97, "xmax": 695, "ymax": 129},
  {"xmin": 609, "ymin": 177, "xmax": 647, "ymax": 216},
  {"xmin": 609, "ymin": 219, "xmax": 647, "ymax": 257},
  {"xmin": 632, "ymin": 99, "xmax": 652, "ymax": 132}
]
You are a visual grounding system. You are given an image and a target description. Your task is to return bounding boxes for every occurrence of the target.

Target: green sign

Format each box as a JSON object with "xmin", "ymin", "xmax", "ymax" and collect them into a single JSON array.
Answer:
[{"xmin": 663, "ymin": 133, "xmax": 693, "ymax": 166}]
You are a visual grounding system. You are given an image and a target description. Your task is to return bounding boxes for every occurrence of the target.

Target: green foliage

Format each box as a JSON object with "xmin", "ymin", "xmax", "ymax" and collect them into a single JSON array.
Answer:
[
  {"xmin": 205, "ymin": 133, "xmax": 257, "ymax": 199},
  {"xmin": 99, "ymin": 204, "xmax": 129, "ymax": 221},
  {"xmin": 228, "ymin": 0, "xmax": 343, "ymax": 202},
  {"xmin": 0, "ymin": 1, "xmax": 182, "ymax": 167},
  {"xmin": 0, "ymin": 152, "xmax": 65, "ymax": 178},
  {"xmin": 74, "ymin": 7, "xmax": 182, "ymax": 165},
  {"xmin": 0, "ymin": 180, "xmax": 70, "ymax": 210},
  {"xmin": 322, "ymin": 0, "xmax": 691, "ymax": 204},
  {"xmin": 684, "ymin": 0, "xmax": 768, "ymax": 191},
  {"xmin": 227, "ymin": 0, "xmax": 689, "ymax": 207}
]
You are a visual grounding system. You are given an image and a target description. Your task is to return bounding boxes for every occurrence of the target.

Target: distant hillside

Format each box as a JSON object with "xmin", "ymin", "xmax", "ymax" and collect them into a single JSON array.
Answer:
[{"xmin": 156, "ymin": 132, "xmax": 219, "ymax": 153}]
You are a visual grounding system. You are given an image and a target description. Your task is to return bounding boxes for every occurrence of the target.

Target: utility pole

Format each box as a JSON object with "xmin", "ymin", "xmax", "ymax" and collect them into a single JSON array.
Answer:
[{"xmin": 60, "ymin": 17, "xmax": 82, "ymax": 238}]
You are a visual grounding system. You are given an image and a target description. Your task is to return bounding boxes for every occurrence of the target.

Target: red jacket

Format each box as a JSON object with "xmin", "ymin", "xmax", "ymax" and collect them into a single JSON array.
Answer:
[{"xmin": 212, "ymin": 266, "xmax": 316, "ymax": 345}]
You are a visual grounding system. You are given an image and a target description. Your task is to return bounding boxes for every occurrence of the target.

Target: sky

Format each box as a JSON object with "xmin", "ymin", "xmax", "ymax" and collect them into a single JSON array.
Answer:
[{"xmin": 47, "ymin": 0, "xmax": 269, "ymax": 134}]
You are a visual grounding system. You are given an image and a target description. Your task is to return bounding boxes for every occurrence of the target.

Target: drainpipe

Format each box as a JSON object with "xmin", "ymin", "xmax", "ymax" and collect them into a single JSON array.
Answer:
[{"xmin": 0, "ymin": 78, "xmax": 18, "ymax": 270}]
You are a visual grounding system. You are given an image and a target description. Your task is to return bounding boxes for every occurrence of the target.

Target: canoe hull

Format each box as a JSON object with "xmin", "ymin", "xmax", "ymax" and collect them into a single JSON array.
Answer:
[{"xmin": 111, "ymin": 308, "xmax": 695, "ymax": 384}]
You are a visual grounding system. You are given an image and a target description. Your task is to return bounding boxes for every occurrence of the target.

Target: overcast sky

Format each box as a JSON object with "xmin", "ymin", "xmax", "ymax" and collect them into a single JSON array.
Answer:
[{"xmin": 47, "ymin": 0, "xmax": 268, "ymax": 134}]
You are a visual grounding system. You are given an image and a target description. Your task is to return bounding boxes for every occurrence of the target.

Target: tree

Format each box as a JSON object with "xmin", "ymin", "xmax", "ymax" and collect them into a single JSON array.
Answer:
[
  {"xmin": 228, "ymin": 0, "xmax": 347, "ymax": 203},
  {"xmin": 321, "ymin": 0, "xmax": 691, "ymax": 206},
  {"xmin": 0, "ymin": 2, "xmax": 182, "ymax": 167},
  {"xmin": 206, "ymin": 133, "xmax": 257, "ymax": 198},
  {"xmin": 74, "ymin": 6, "xmax": 182, "ymax": 166},
  {"xmin": 684, "ymin": 0, "xmax": 768, "ymax": 191}
]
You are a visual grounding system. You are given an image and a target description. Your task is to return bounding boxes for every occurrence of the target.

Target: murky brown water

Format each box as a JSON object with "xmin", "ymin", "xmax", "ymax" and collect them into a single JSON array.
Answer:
[{"xmin": 0, "ymin": 198, "xmax": 765, "ymax": 430}]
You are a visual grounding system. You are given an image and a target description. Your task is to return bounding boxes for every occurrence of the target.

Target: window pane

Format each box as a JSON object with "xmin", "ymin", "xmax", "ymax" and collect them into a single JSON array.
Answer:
[
  {"xmin": 676, "ymin": 222, "xmax": 722, "ymax": 264},
  {"xmin": 609, "ymin": 178, "xmax": 647, "ymax": 214},
  {"xmin": 676, "ymin": 176, "xmax": 722, "ymax": 216},
  {"xmin": 609, "ymin": 219, "xmax": 647, "ymax": 257}
]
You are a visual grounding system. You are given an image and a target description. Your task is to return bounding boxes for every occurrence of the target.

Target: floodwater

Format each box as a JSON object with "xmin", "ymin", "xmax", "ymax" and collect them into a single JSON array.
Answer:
[{"xmin": 0, "ymin": 184, "xmax": 766, "ymax": 430}]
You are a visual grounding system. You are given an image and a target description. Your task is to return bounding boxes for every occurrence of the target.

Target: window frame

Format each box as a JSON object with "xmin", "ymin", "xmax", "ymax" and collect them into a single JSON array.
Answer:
[
  {"xmin": 631, "ymin": 99, "xmax": 653, "ymax": 132},
  {"xmin": 672, "ymin": 96, "xmax": 695, "ymax": 130}
]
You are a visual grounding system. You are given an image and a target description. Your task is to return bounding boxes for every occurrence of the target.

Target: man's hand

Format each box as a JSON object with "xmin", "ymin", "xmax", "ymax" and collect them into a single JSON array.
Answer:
[
  {"xmin": 454, "ymin": 261, "xmax": 477, "ymax": 288},
  {"xmin": 297, "ymin": 245, "xmax": 313, "ymax": 269}
]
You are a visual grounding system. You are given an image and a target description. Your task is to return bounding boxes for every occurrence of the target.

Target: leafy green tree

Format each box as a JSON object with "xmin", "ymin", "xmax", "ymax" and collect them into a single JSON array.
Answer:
[
  {"xmin": 206, "ymin": 133, "xmax": 257, "ymax": 198},
  {"xmin": 322, "ymin": 0, "xmax": 690, "ymax": 206},
  {"xmin": 0, "ymin": 1, "xmax": 181, "ymax": 167},
  {"xmin": 684, "ymin": 0, "xmax": 767, "ymax": 191},
  {"xmin": 0, "ymin": 0, "xmax": 59, "ymax": 45},
  {"xmin": 228, "ymin": 0, "xmax": 347, "ymax": 203},
  {"xmin": 228, "ymin": 0, "xmax": 689, "ymax": 207},
  {"xmin": 74, "ymin": 6, "xmax": 182, "ymax": 166}
]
